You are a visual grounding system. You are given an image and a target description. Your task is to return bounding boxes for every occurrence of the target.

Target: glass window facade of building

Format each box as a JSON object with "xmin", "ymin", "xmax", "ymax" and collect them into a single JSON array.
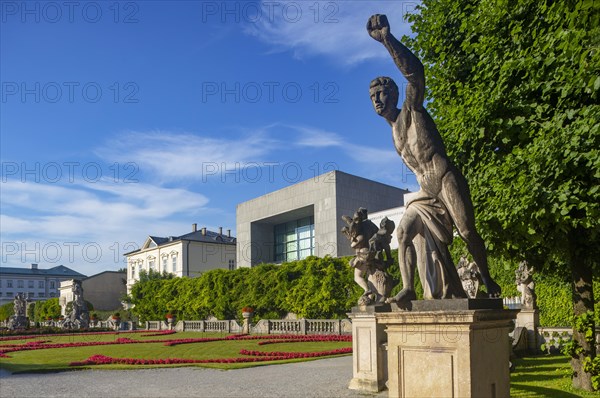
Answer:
[{"xmin": 274, "ymin": 216, "xmax": 315, "ymax": 262}]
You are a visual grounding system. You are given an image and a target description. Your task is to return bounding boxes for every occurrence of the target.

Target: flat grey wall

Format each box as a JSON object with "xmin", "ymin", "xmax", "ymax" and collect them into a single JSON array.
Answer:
[
  {"xmin": 83, "ymin": 272, "xmax": 126, "ymax": 311},
  {"xmin": 236, "ymin": 171, "xmax": 408, "ymax": 267}
]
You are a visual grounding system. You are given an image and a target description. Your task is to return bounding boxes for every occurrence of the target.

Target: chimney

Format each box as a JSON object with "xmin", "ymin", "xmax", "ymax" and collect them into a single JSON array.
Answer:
[
  {"xmin": 31, "ymin": 263, "xmax": 38, "ymax": 270},
  {"xmin": 192, "ymin": 223, "xmax": 197, "ymax": 232},
  {"xmin": 201, "ymin": 227, "xmax": 207, "ymax": 236},
  {"xmin": 219, "ymin": 227, "xmax": 223, "ymax": 235},
  {"xmin": 227, "ymin": 229, "xmax": 231, "ymax": 238}
]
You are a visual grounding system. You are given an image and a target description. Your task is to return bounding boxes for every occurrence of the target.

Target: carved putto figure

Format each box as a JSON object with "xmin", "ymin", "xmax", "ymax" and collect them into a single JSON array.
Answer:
[
  {"xmin": 515, "ymin": 260, "xmax": 536, "ymax": 309},
  {"xmin": 366, "ymin": 14, "xmax": 501, "ymax": 306},
  {"xmin": 457, "ymin": 256, "xmax": 482, "ymax": 298},
  {"xmin": 342, "ymin": 208, "xmax": 394, "ymax": 305}
]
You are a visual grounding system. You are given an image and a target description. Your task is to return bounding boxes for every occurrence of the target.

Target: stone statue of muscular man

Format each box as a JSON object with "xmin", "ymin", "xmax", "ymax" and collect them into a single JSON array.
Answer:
[{"xmin": 367, "ymin": 14, "xmax": 501, "ymax": 304}]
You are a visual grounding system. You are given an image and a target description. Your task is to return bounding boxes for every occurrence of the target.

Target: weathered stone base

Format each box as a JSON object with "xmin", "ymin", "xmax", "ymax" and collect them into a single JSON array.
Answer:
[
  {"xmin": 348, "ymin": 304, "xmax": 390, "ymax": 393},
  {"xmin": 516, "ymin": 309, "xmax": 539, "ymax": 353},
  {"xmin": 377, "ymin": 306, "xmax": 517, "ymax": 398}
]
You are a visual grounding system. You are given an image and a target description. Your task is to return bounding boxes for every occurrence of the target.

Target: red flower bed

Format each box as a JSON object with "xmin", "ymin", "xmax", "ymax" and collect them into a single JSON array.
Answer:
[
  {"xmin": 163, "ymin": 337, "xmax": 229, "ymax": 347},
  {"xmin": 256, "ymin": 336, "xmax": 352, "ymax": 345},
  {"xmin": 0, "ymin": 335, "xmax": 185, "ymax": 357},
  {"xmin": 69, "ymin": 347, "xmax": 353, "ymax": 367},
  {"xmin": 240, "ymin": 347, "xmax": 352, "ymax": 357},
  {"xmin": 140, "ymin": 330, "xmax": 176, "ymax": 337},
  {"xmin": 69, "ymin": 354, "xmax": 285, "ymax": 366},
  {"xmin": 228, "ymin": 334, "xmax": 352, "ymax": 344},
  {"xmin": 160, "ymin": 334, "xmax": 351, "ymax": 348},
  {"xmin": 0, "ymin": 330, "xmax": 168, "ymax": 343},
  {"xmin": 1, "ymin": 332, "xmax": 353, "ymax": 367}
]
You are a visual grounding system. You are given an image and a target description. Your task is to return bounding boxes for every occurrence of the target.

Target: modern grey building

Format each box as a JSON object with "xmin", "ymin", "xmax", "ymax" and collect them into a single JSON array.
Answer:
[{"xmin": 236, "ymin": 170, "xmax": 409, "ymax": 267}]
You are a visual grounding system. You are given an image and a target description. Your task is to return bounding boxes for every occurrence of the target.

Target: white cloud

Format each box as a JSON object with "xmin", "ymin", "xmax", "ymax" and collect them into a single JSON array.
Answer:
[
  {"xmin": 244, "ymin": 1, "xmax": 417, "ymax": 65},
  {"xmin": 288, "ymin": 125, "xmax": 344, "ymax": 147},
  {"xmin": 95, "ymin": 130, "xmax": 277, "ymax": 181},
  {"xmin": 0, "ymin": 179, "xmax": 210, "ymax": 275}
]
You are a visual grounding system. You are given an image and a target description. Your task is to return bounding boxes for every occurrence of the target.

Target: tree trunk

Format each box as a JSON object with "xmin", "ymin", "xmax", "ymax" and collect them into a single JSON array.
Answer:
[{"xmin": 570, "ymin": 248, "xmax": 596, "ymax": 392}]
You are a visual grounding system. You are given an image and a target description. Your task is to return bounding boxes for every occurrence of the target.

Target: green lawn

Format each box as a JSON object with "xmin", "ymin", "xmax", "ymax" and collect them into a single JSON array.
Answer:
[
  {"xmin": 2, "ymin": 332, "xmax": 597, "ymax": 397},
  {"xmin": 511, "ymin": 355, "xmax": 598, "ymax": 397},
  {"xmin": 0, "ymin": 331, "xmax": 352, "ymax": 373}
]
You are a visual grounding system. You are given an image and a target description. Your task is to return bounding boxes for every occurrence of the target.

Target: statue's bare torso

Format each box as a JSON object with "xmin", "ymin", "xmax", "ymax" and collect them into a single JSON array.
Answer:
[{"xmin": 393, "ymin": 105, "xmax": 453, "ymax": 197}]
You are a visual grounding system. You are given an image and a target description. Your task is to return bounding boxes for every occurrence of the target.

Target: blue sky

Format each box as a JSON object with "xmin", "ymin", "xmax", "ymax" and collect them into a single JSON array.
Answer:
[{"xmin": 1, "ymin": 1, "xmax": 420, "ymax": 276}]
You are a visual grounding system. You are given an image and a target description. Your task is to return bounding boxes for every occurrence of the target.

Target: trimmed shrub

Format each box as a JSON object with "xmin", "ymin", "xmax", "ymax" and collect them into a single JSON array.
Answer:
[{"xmin": 129, "ymin": 250, "xmax": 596, "ymax": 327}]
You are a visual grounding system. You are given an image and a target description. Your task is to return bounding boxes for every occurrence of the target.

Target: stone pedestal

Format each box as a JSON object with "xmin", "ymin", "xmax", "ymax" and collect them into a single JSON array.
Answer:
[
  {"xmin": 515, "ymin": 308, "xmax": 539, "ymax": 352},
  {"xmin": 242, "ymin": 312, "xmax": 253, "ymax": 334},
  {"xmin": 377, "ymin": 302, "xmax": 517, "ymax": 398},
  {"xmin": 348, "ymin": 305, "xmax": 389, "ymax": 393}
]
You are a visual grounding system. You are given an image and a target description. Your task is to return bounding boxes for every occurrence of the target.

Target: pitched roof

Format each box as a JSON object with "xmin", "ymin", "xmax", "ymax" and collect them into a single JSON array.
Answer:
[
  {"xmin": 0, "ymin": 265, "xmax": 87, "ymax": 278},
  {"xmin": 124, "ymin": 229, "xmax": 236, "ymax": 256},
  {"xmin": 148, "ymin": 236, "xmax": 169, "ymax": 245},
  {"xmin": 178, "ymin": 230, "xmax": 236, "ymax": 244}
]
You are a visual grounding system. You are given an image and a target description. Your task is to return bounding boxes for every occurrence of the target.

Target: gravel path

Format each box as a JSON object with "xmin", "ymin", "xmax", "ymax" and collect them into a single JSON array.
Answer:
[{"xmin": 0, "ymin": 356, "xmax": 386, "ymax": 398}]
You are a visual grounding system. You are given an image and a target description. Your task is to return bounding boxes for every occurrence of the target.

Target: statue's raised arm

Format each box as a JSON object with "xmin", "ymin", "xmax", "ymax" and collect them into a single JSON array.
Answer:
[{"xmin": 367, "ymin": 14, "xmax": 424, "ymax": 108}]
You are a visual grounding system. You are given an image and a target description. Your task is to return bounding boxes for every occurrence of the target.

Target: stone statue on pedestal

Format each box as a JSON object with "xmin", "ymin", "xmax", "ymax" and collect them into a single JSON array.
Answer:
[
  {"xmin": 366, "ymin": 14, "xmax": 501, "ymax": 306},
  {"xmin": 342, "ymin": 208, "xmax": 394, "ymax": 305},
  {"xmin": 7, "ymin": 293, "xmax": 29, "ymax": 330},
  {"xmin": 515, "ymin": 260, "xmax": 536, "ymax": 309},
  {"xmin": 62, "ymin": 280, "xmax": 89, "ymax": 329}
]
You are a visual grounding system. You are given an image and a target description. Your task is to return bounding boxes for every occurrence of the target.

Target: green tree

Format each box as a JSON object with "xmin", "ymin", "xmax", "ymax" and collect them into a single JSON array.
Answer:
[
  {"xmin": 0, "ymin": 302, "xmax": 14, "ymax": 321},
  {"xmin": 33, "ymin": 298, "xmax": 61, "ymax": 321},
  {"xmin": 27, "ymin": 301, "xmax": 35, "ymax": 321},
  {"xmin": 404, "ymin": 0, "xmax": 599, "ymax": 390}
]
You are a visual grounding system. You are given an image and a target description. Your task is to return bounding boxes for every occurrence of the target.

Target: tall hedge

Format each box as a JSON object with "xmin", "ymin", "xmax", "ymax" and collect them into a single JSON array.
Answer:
[
  {"xmin": 129, "ymin": 252, "xmax": 596, "ymax": 326},
  {"xmin": 129, "ymin": 256, "xmax": 361, "ymax": 322}
]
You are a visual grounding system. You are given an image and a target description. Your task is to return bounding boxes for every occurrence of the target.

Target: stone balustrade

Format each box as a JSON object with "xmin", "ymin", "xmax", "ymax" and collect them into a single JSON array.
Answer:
[{"xmin": 146, "ymin": 318, "xmax": 352, "ymax": 335}]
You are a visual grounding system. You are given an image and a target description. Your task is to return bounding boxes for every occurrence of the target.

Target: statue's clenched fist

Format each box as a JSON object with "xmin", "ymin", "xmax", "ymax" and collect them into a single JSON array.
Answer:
[{"xmin": 367, "ymin": 14, "xmax": 391, "ymax": 42}]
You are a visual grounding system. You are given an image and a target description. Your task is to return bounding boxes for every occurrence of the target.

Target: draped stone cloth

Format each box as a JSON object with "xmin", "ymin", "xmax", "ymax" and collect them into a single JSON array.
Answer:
[{"xmin": 404, "ymin": 191, "xmax": 466, "ymax": 300}]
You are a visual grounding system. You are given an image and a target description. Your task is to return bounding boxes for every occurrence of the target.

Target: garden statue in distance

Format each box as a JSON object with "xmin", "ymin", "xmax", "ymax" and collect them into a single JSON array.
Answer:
[
  {"xmin": 366, "ymin": 14, "xmax": 501, "ymax": 306},
  {"xmin": 62, "ymin": 280, "xmax": 89, "ymax": 329},
  {"xmin": 342, "ymin": 208, "xmax": 395, "ymax": 305},
  {"xmin": 516, "ymin": 260, "xmax": 536, "ymax": 309},
  {"xmin": 7, "ymin": 292, "xmax": 29, "ymax": 330}
]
